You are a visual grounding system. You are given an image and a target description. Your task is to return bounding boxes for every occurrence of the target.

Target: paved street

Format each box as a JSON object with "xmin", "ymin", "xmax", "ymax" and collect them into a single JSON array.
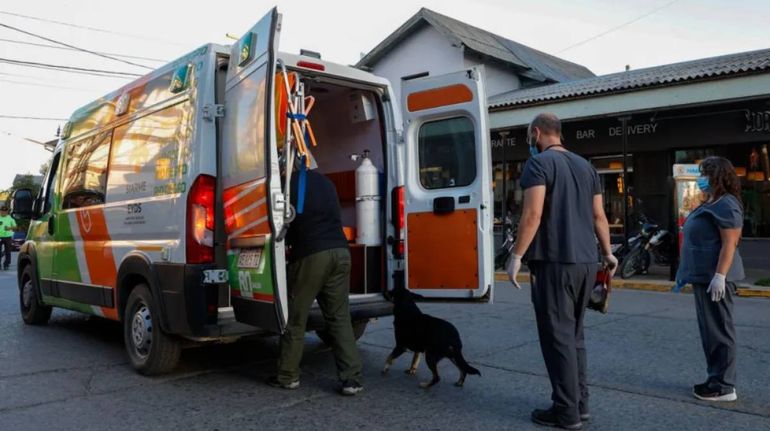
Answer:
[{"xmin": 0, "ymin": 258, "xmax": 768, "ymax": 430}]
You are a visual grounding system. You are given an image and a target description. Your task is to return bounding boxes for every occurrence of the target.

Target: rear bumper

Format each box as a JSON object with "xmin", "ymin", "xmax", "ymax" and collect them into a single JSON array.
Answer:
[{"xmin": 153, "ymin": 262, "xmax": 392, "ymax": 340}]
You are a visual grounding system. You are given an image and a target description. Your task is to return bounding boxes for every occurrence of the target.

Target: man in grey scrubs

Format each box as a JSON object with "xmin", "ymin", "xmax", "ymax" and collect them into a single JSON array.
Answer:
[{"xmin": 507, "ymin": 113, "xmax": 618, "ymax": 430}]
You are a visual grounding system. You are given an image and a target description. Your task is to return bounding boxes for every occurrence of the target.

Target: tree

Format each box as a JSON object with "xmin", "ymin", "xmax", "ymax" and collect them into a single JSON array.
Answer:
[{"xmin": 4, "ymin": 173, "xmax": 43, "ymax": 233}]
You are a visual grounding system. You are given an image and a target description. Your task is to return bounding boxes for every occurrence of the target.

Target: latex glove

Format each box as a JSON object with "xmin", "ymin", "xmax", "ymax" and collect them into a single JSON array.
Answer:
[
  {"xmin": 707, "ymin": 273, "xmax": 726, "ymax": 302},
  {"xmin": 602, "ymin": 254, "xmax": 619, "ymax": 277},
  {"xmin": 506, "ymin": 254, "xmax": 523, "ymax": 289}
]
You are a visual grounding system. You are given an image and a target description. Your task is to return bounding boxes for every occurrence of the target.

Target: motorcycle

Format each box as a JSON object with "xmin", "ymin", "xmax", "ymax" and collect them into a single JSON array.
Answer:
[
  {"xmin": 617, "ymin": 215, "xmax": 674, "ymax": 279},
  {"xmin": 494, "ymin": 213, "xmax": 518, "ymax": 270}
]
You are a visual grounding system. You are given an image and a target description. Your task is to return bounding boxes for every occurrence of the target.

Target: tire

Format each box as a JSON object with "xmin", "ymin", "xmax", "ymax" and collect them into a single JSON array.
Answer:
[
  {"xmin": 619, "ymin": 249, "xmax": 643, "ymax": 279},
  {"xmin": 19, "ymin": 264, "xmax": 52, "ymax": 325},
  {"xmin": 316, "ymin": 320, "xmax": 368, "ymax": 345},
  {"xmin": 123, "ymin": 284, "xmax": 181, "ymax": 375}
]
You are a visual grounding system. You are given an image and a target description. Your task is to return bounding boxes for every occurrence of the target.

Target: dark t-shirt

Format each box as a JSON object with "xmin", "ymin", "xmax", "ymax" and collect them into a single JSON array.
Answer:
[
  {"xmin": 676, "ymin": 194, "xmax": 745, "ymax": 283},
  {"xmin": 519, "ymin": 149, "xmax": 602, "ymax": 264},
  {"xmin": 286, "ymin": 170, "xmax": 349, "ymax": 262}
]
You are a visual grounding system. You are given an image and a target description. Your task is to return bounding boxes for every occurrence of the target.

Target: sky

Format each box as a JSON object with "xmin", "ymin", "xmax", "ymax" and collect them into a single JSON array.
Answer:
[{"xmin": 1, "ymin": 0, "xmax": 769, "ymax": 190}]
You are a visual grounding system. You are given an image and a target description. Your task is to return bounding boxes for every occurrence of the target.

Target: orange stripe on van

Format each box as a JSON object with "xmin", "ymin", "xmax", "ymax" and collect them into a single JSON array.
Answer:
[
  {"xmin": 224, "ymin": 178, "xmax": 269, "ymax": 235},
  {"xmin": 76, "ymin": 208, "xmax": 118, "ymax": 310},
  {"xmin": 406, "ymin": 84, "xmax": 473, "ymax": 112}
]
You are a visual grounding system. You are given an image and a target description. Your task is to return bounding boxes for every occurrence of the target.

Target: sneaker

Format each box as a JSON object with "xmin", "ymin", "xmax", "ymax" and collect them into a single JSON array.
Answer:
[
  {"xmin": 266, "ymin": 376, "xmax": 300, "ymax": 390},
  {"xmin": 340, "ymin": 380, "xmax": 363, "ymax": 396},
  {"xmin": 531, "ymin": 408, "xmax": 583, "ymax": 430},
  {"xmin": 693, "ymin": 382, "xmax": 737, "ymax": 402},
  {"xmin": 579, "ymin": 412, "xmax": 591, "ymax": 422}
]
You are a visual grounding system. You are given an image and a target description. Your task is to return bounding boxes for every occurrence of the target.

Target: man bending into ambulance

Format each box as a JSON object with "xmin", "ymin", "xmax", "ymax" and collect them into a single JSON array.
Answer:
[{"xmin": 267, "ymin": 154, "xmax": 364, "ymax": 396}]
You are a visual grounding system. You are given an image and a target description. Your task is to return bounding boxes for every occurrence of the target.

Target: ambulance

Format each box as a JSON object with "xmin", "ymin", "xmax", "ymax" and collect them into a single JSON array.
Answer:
[{"xmin": 10, "ymin": 8, "xmax": 494, "ymax": 375}]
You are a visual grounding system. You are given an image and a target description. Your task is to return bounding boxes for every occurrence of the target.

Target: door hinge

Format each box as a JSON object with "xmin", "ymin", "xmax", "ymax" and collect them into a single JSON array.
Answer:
[
  {"xmin": 203, "ymin": 104, "xmax": 225, "ymax": 121},
  {"xmin": 467, "ymin": 68, "xmax": 480, "ymax": 81},
  {"xmin": 203, "ymin": 269, "xmax": 228, "ymax": 284}
]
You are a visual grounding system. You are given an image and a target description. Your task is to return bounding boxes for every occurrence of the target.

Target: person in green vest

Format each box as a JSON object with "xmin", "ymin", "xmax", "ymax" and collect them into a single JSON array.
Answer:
[{"xmin": 0, "ymin": 206, "xmax": 17, "ymax": 270}]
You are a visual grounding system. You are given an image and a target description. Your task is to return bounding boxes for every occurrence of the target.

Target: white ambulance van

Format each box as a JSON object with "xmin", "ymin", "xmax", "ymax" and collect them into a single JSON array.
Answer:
[{"xmin": 10, "ymin": 8, "xmax": 494, "ymax": 375}]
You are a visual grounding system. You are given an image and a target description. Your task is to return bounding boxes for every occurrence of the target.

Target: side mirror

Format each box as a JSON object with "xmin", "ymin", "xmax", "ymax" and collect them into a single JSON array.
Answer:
[{"xmin": 10, "ymin": 188, "xmax": 34, "ymax": 220}]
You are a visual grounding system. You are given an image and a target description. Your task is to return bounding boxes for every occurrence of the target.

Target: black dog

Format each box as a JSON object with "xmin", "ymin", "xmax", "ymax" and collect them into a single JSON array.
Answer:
[{"xmin": 382, "ymin": 286, "xmax": 480, "ymax": 388}]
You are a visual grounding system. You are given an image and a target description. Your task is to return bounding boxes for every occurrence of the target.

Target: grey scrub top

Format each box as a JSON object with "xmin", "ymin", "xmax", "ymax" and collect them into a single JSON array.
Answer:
[{"xmin": 676, "ymin": 194, "xmax": 745, "ymax": 284}]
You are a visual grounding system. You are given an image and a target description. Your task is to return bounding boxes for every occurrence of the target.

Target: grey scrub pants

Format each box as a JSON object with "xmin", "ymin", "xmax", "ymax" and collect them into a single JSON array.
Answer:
[
  {"xmin": 529, "ymin": 261, "xmax": 597, "ymax": 424},
  {"xmin": 693, "ymin": 282, "xmax": 737, "ymax": 390}
]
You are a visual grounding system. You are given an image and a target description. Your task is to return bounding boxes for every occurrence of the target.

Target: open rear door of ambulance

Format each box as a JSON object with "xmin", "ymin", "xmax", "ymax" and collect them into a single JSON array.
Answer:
[
  {"xmin": 401, "ymin": 67, "xmax": 494, "ymax": 301},
  {"xmin": 221, "ymin": 8, "xmax": 288, "ymax": 333}
]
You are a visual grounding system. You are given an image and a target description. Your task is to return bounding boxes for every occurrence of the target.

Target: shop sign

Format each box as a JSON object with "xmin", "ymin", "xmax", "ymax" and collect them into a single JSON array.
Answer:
[
  {"xmin": 745, "ymin": 110, "xmax": 770, "ymax": 133},
  {"xmin": 673, "ymin": 164, "xmax": 700, "ymax": 178}
]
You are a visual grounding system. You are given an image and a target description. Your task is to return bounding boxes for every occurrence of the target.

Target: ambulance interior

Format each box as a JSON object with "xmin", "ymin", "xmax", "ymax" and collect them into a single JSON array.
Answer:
[{"xmin": 291, "ymin": 74, "xmax": 388, "ymax": 295}]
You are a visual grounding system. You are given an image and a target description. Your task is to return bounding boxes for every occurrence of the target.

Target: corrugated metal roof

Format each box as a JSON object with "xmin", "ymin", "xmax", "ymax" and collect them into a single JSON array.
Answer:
[
  {"xmin": 489, "ymin": 48, "xmax": 770, "ymax": 108},
  {"xmin": 356, "ymin": 8, "xmax": 594, "ymax": 83}
]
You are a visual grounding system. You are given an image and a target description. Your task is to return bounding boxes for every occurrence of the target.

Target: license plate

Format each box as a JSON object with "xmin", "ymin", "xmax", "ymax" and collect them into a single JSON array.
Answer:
[{"xmin": 238, "ymin": 249, "xmax": 262, "ymax": 269}]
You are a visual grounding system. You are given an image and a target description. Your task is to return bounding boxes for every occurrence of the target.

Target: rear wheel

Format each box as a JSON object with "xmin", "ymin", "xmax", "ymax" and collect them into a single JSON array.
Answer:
[
  {"xmin": 19, "ymin": 264, "xmax": 52, "ymax": 325},
  {"xmin": 316, "ymin": 320, "xmax": 368, "ymax": 345},
  {"xmin": 124, "ymin": 284, "xmax": 181, "ymax": 375}
]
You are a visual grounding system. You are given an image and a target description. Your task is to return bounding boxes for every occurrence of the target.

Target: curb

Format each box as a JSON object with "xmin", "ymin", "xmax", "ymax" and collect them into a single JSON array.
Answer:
[{"xmin": 494, "ymin": 272, "xmax": 770, "ymax": 298}]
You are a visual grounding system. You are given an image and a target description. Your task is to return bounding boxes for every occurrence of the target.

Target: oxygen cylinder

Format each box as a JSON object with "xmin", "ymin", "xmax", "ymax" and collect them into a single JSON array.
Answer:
[{"xmin": 355, "ymin": 153, "xmax": 381, "ymax": 246}]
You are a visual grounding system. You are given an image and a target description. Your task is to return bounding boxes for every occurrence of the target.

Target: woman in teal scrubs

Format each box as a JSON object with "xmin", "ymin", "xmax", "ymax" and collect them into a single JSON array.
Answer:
[{"xmin": 676, "ymin": 156, "xmax": 744, "ymax": 402}]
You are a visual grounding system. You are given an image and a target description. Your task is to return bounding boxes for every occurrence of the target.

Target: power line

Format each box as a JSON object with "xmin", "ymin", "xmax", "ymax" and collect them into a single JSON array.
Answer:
[
  {"xmin": 0, "ymin": 10, "xmax": 186, "ymax": 47},
  {"xmin": 0, "ymin": 78, "xmax": 96, "ymax": 92},
  {"xmin": 557, "ymin": 0, "xmax": 681, "ymax": 54},
  {"xmin": 0, "ymin": 57, "xmax": 140, "ymax": 78},
  {"xmin": 0, "ymin": 115, "xmax": 68, "ymax": 121},
  {"xmin": 0, "ymin": 22, "xmax": 154, "ymax": 69},
  {"xmin": 0, "ymin": 37, "xmax": 167, "ymax": 63}
]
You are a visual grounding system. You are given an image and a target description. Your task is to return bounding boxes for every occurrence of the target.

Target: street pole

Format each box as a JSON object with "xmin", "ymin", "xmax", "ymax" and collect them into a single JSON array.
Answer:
[
  {"xmin": 499, "ymin": 130, "xmax": 509, "ymax": 227},
  {"xmin": 619, "ymin": 116, "xmax": 631, "ymax": 249}
]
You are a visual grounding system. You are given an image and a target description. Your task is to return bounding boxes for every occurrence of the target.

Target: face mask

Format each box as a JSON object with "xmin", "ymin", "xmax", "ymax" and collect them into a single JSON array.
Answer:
[
  {"xmin": 696, "ymin": 176, "xmax": 711, "ymax": 192},
  {"xmin": 528, "ymin": 134, "xmax": 539, "ymax": 157}
]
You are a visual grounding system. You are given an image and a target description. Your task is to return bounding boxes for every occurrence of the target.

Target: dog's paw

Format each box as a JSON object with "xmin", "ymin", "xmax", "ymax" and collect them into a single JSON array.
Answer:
[
  {"xmin": 454, "ymin": 381, "xmax": 464, "ymax": 387},
  {"xmin": 404, "ymin": 368, "xmax": 417, "ymax": 375},
  {"xmin": 419, "ymin": 381, "xmax": 432, "ymax": 389},
  {"xmin": 381, "ymin": 367, "xmax": 390, "ymax": 375}
]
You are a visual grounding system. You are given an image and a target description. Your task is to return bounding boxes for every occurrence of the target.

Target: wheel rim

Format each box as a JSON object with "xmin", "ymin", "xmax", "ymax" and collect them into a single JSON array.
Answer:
[
  {"xmin": 21, "ymin": 278, "xmax": 33, "ymax": 309},
  {"xmin": 131, "ymin": 304, "xmax": 153, "ymax": 358}
]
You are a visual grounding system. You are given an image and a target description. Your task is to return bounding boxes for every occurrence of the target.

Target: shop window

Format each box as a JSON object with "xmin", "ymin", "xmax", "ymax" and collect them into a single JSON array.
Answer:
[
  {"xmin": 417, "ymin": 117, "xmax": 476, "ymax": 189},
  {"xmin": 62, "ymin": 131, "xmax": 112, "ymax": 209}
]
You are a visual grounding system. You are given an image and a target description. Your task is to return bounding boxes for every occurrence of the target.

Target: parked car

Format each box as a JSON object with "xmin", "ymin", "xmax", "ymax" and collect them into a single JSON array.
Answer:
[{"xmin": 11, "ymin": 231, "xmax": 25, "ymax": 251}]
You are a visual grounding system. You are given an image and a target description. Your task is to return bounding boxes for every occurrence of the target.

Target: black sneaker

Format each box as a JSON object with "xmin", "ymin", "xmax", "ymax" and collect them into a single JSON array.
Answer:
[
  {"xmin": 340, "ymin": 380, "xmax": 363, "ymax": 396},
  {"xmin": 531, "ymin": 408, "xmax": 583, "ymax": 430},
  {"xmin": 266, "ymin": 376, "xmax": 300, "ymax": 390},
  {"xmin": 693, "ymin": 382, "xmax": 737, "ymax": 402},
  {"xmin": 579, "ymin": 412, "xmax": 591, "ymax": 422}
]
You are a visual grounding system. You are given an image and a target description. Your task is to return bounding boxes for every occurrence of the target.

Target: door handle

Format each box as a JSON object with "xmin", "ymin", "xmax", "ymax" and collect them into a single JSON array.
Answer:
[
  {"xmin": 433, "ymin": 196, "xmax": 455, "ymax": 214},
  {"xmin": 48, "ymin": 214, "xmax": 55, "ymax": 235}
]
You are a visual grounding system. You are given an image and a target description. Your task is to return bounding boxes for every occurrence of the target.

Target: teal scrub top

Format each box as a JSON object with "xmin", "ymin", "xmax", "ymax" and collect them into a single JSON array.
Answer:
[{"xmin": 676, "ymin": 194, "xmax": 745, "ymax": 284}]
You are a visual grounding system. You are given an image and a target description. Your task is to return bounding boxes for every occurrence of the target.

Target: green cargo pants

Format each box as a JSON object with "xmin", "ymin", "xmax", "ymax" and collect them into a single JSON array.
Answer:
[{"xmin": 276, "ymin": 247, "xmax": 363, "ymax": 384}]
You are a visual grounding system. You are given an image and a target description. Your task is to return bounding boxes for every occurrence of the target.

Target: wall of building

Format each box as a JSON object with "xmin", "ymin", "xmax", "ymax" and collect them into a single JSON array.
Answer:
[
  {"xmin": 370, "ymin": 24, "xmax": 464, "ymax": 103},
  {"xmin": 463, "ymin": 53, "xmax": 522, "ymax": 98}
]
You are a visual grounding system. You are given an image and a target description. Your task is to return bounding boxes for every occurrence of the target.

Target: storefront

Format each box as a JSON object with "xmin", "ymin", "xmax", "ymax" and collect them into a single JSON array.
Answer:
[{"xmin": 490, "ymin": 98, "xmax": 770, "ymax": 274}]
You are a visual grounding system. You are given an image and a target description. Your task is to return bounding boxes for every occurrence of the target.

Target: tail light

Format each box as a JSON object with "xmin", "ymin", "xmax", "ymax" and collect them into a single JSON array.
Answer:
[
  {"xmin": 391, "ymin": 186, "xmax": 405, "ymax": 257},
  {"xmin": 187, "ymin": 175, "xmax": 215, "ymax": 264},
  {"xmin": 296, "ymin": 60, "xmax": 325, "ymax": 71}
]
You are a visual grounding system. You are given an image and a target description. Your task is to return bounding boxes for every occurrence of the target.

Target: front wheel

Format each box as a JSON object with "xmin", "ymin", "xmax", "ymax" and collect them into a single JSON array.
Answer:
[
  {"xmin": 19, "ymin": 264, "xmax": 52, "ymax": 325},
  {"xmin": 619, "ymin": 248, "xmax": 644, "ymax": 279},
  {"xmin": 124, "ymin": 284, "xmax": 181, "ymax": 375}
]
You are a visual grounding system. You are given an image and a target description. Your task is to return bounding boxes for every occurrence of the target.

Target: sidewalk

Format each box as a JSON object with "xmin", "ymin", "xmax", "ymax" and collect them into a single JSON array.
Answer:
[{"xmin": 495, "ymin": 271, "xmax": 770, "ymax": 298}]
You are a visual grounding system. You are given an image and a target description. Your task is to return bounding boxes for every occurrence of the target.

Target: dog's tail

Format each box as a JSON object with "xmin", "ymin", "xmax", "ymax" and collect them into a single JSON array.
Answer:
[{"xmin": 453, "ymin": 349, "xmax": 481, "ymax": 376}]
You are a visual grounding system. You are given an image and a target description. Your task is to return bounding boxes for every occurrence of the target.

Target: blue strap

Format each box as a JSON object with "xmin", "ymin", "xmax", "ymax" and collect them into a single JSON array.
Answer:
[
  {"xmin": 287, "ymin": 112, "xmax": 307, "ymax": 121},
  {"xmin": 297, "ymin": 155, "xmax": 307, "ymax": 215}
]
